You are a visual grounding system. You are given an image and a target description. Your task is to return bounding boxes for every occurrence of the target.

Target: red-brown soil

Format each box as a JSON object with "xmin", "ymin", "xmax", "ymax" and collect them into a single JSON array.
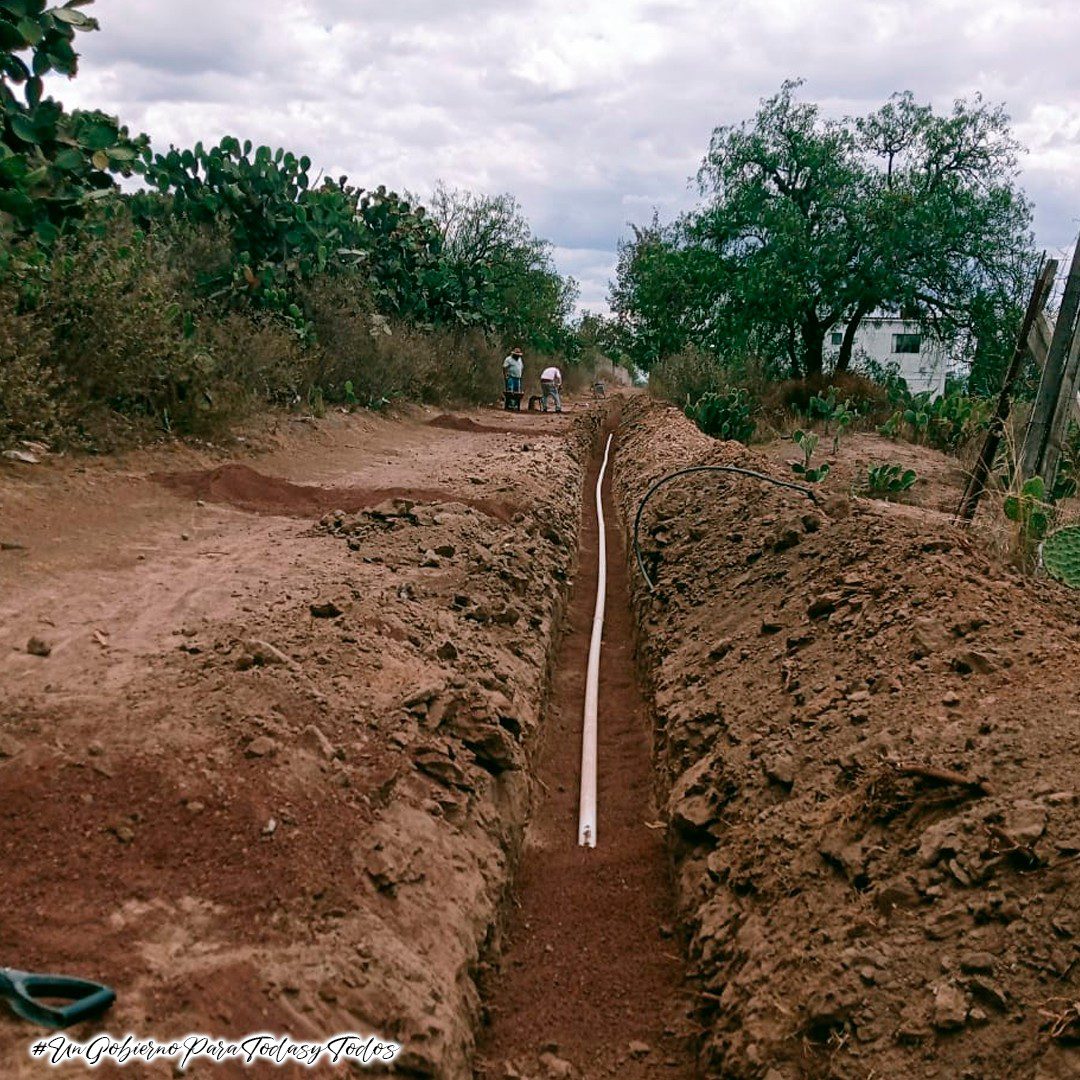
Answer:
[
  {"xmin": 156, "ymin": 462, "xmax": 518, "ymax": 521},
  {"xmin": 615, "ymin": 398, "xmax": 1080, "ymax": 1080},
  {"xmin": 476, "ymin": 409, "xmax": 696, "ymax": 1079},
  {"xmin": 426, "ymin": 415, "xmax": 545, "ymax": 435},
  {"xmin": 11, "ymin": 389, "xmax": 1079, "ymax": 1080},
  {"xmin": 0, "ymin": 403, "xmax": 597, "ymax": 1078}
]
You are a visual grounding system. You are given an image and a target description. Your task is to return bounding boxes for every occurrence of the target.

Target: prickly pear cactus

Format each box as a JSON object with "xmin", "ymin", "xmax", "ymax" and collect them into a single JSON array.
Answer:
[{"xmin": 1041, "ymin": 525, "xmax": 1080, "ymax": 588}]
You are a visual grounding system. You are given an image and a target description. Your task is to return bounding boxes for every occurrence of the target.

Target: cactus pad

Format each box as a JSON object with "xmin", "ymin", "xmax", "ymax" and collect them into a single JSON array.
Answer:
[{"xmin": 1041, "ymin": 525, "xmax": 1080, "ymax": 588}]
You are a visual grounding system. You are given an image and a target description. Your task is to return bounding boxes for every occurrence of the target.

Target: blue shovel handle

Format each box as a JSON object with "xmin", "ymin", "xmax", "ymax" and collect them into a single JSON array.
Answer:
[{"xmin": 0, "ymin": 968, "xmax": 116, "ymax": 1029}]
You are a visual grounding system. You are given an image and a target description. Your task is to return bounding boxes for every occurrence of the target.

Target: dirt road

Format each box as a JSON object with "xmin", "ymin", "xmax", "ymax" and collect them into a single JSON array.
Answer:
[{"xmin": 0, "ymin": 404, "xmax": 604, "ymax": 1077}]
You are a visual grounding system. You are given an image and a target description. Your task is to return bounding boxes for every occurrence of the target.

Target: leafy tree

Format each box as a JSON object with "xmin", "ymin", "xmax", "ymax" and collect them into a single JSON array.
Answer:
[
  {"xmin": 1, "ymin": 0, "xmax": 145, "ymax": 249},
  {"xmin": 613, "ymin": 81, "xmax": 1035, "ymax": 382},
  {"xmin": 426, "ymin": 183, "xmax": 577, "ymax": 351},
  {"xmin": 837, "ymin": 89, "xmax": 1034, "ymax": 373}
]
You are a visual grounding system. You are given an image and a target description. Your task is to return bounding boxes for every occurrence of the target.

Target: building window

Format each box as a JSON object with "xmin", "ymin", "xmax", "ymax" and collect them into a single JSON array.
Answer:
[
  {"xmin": 892, "ymin": 333, "xmax": 921, "ymax": 354},
  {"xmin": 830, "ymin": 332, "xmax": 843, "ymax": 346}
]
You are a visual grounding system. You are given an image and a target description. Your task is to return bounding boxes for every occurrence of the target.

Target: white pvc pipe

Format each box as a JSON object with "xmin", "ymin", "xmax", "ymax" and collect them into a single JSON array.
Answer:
[{"xmin": 578, "ymin": 432, "xmax": 613, "ymax": 847}]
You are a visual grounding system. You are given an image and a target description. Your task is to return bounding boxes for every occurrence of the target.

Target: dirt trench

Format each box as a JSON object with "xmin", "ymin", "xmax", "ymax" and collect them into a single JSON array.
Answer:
[
  {"xmin": 614, "ymin": 397, "xmax": 1080, "ymax": 1080},
  {"xmin": 476, "ymin": 409, "xmax": 696, "ymax": 1079}
]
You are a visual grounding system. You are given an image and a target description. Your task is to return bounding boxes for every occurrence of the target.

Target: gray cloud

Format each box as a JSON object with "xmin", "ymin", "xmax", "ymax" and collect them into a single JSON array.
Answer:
[{"xmin": 55, "ymin": 0, "xmax": 1080, "ymax": 313}]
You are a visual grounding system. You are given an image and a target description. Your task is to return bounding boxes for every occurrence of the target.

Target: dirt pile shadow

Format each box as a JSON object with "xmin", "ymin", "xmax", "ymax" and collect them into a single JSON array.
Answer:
[
  {"xmin": 426, "ymin": 413, "xmax": 549, "ymax": 435},
  {"xmin": 614, "ymin": 397, "xmax": 1080, "ymax": 1080},
  {"xmin": 155, "ymin": 462, "xmax": 517, "ymax": 521}
]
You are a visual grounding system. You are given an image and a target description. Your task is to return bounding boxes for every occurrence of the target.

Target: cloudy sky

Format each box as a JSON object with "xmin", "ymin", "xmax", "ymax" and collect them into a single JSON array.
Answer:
[{"xmin": 57, "ymin": 0, "xmax": 1080, "ymax": 313}]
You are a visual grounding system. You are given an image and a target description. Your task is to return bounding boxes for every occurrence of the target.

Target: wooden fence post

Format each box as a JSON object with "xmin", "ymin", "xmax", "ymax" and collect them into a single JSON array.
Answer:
[
  {"xmin": 1041, "ymin": 326, "xmax": 1080, "ymax": 491},
  {"xmin": 956, "ymin": 257, "xmax": 1056, "ymax": 522},
  {"xmin": 1021, "ymin": 236, "xmax": 1080, "ymax": 479}
]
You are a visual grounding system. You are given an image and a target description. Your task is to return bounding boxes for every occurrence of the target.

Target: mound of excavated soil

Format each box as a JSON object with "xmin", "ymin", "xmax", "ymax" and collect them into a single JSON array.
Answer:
[
  {"xmin": 426, "ymin": 414, "xmax": 551, "ymax": 435},
  {"xmin": 616, "ymin": 398, "xmax": 1080, "ymax": 1080},
  {"xmin": 155, "ymin": 462, "xmax": 517, "ymax": 521}
]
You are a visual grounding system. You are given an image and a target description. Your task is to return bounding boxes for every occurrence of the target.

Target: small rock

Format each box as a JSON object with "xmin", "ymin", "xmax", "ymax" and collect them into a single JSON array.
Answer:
[
  {"xmin": 26, "ymin": 637, "xmax": 51, "ymax": 657},
  {"xmin": 1005, "ymin": 800, "xmax": 1047, "ymax": 843},
  {"xmin": 420, "ymin": 550, "xmax": 441, "ymax": 568},
  {"xmin": 763, "ymin": 755, "xmax": 795, "ymax": 790},
  {"xmin": 180, "ymin": 532, "xmax": 191, "ymax": 541},
  {"xmin": 932, "ymin": 983, "xmax": 968, "ymax": 1031},
  {"xmin": 911, "ymin": 618, "xmax": 947, "ymax": 659},
  {"xmin": 0, "ymin": 733, "xmax": 26, "ymax": 759},
  {"xmin": 1, "ymin": 540, "xmax": 27, "ymax": 551},
  {"xmin": 299, "ymin": 724, "xmax": 336, "ymax": 760},
  {"xmin": 873, "ymin": 878, "xmax": 921, "ymax": 914},
  {"xmin": 237, "ymin": 639, "xmax": 293, "ymax": 669},
  {"xmin": 402, "ymin": 683, "xmax": 442, "ymax": 710},
  {"xmin": 309, "ymin": 600, "xmax": 343, "ymax": 619},
  {"xmin": 245, "ymin": 735, "xmax": 278, "ymax": 759},
  {"xmin": 87, "ymin": 741, "xmax": 105, "ymax": 757},
  {"xmin": 942, "ymin": 691, "xmax": 961, "ymax": 707},
  {"xmin": 436, "ymin": 641, "xmax": 459, "ymax": 662},
  {"xmin": 537, "ymin": 1051, "xmax": 572, "ymax": 1078},
  {"xmin": 434, "ymin": 544, "xmax": 456, "ymax": 558},
  {"xmin": 807, "ymin": 595, "xmax": 837, "ymax": 619},
  {"xmin": 263, "ymin": 817, "xmax": 278, "ymax": 836},
  {"xmin": 959, "ymin": 952, "xmax": 995, "ymax": 975},
  {"xmin": 110, "ymin": 824, "xmax": 135, "ymax": 844},
  {"xmin": 628, "ymin": 1040, "xmax": 651, "ymax": 1058},
  {"xmin": 2, "ymin": 449, "xmax": 40, "ymax": 465},
  {"xmin": 952, "ymin": 650, "xmax": 995, "ymax": 675},
  {"xmin": 967, "ymin": 975, "xmax": 1008, "ymax": 1012}
]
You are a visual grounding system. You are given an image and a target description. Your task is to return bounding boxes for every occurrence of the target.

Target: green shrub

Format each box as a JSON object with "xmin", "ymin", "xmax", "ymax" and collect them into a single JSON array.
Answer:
[
  {"xmin": 854, "ymin": 358, "xmax": 911, "ymax": 407},
  {"xmin": 1004, "ymin": 475, "xmax": 1052, "ymax": 570},
  {"xmin": 652, "ymin": 347, "xmax": 723, "ymax": 403},
  {"xmin": 888, "ymin": 389, "xmax": 991, "ymax": 451},
  {"xmin": 865, "ymin": 463, "xmax": 917, "ymax": 497},
  {"xmin": 42, "ymin": 219, "xmax": 208, "ymax": 425},
  {"xmin": 790, "ymin": 429, "xmax": 830, "ymax": 483},
  {"xmin": 686, "ymin": 387, "xmax": 756, "ymax": 443},
  {"xmin": 0, "ymin": 284, "xmax": 65, "ymax": 446}
]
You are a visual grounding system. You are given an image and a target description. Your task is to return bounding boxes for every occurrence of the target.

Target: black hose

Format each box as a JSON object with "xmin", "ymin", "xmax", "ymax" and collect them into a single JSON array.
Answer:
[{"xmin": 632, "ymin": 465, "xmax": 820, "ymax": 592}]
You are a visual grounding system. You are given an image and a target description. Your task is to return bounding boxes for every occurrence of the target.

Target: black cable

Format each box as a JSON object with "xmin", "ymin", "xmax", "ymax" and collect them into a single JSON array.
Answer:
[{"xmin": 632, "ymin": 465, "xmax": 820, "ymax": 592}]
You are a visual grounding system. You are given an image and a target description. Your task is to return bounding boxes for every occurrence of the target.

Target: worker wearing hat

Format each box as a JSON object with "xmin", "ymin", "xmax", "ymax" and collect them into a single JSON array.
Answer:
[{"xmin": 503, "ymin": 347, "xmax": 524, "ymax": 395}]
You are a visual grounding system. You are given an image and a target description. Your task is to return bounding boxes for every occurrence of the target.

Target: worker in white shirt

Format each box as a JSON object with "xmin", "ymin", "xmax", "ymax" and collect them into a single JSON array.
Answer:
[{"xmin": 539, "ymin": 364, "xmax": 563, "ymax": 413}]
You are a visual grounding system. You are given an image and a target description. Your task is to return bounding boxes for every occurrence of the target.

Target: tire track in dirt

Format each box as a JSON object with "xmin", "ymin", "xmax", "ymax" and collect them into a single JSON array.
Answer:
[{"xmin": 476, "ymin": 408, "xmax": 695, "ymax": 1080}]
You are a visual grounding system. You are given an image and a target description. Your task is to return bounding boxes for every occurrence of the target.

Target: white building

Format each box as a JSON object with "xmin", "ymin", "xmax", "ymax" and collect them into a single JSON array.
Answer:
[{"xmin": 829, "ymin": 315, "xmax": 948, "ymax": 397}]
